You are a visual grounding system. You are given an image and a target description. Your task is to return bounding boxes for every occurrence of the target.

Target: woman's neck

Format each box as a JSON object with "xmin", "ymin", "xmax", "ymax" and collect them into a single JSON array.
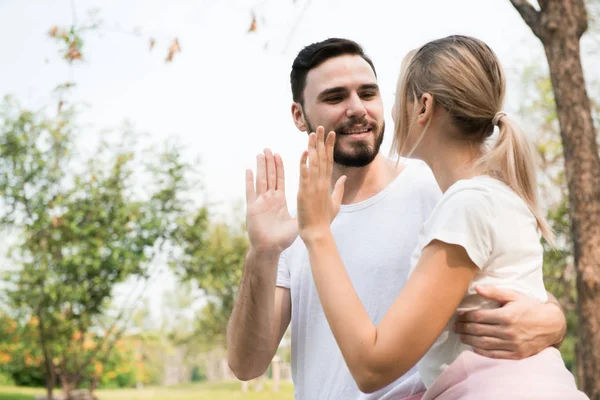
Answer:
[{"xmin": 424, "ymin": 140, "xmax": 484, "ymax": 193}]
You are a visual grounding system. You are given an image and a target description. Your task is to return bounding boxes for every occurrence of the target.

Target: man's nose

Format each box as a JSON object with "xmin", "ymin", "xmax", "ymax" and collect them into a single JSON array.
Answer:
[{"xmin": 345, "ymin": 93, "xmax": 367, "ymax": 119}]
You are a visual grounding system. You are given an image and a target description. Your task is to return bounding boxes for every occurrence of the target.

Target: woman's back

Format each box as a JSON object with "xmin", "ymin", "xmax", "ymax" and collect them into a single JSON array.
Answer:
[{"xmin": 408, "ymin": 175, "xmax": 547, "ymax": 387}]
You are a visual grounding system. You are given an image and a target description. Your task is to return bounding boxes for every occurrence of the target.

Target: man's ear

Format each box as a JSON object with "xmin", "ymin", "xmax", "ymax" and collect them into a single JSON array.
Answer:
[
  {"xmin": 417, "ymin": 93, "xmax": 433, "ymax": 127},
  {"xmin": 291, "ymin": 102, "xmax": 307, "ymax": 132}
]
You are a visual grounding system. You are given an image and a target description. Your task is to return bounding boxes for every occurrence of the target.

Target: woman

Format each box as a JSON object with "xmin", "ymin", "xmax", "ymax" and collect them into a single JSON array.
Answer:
[{"xmin": 296, "ymin": 35, "xmax": 587, "ymax": 399}]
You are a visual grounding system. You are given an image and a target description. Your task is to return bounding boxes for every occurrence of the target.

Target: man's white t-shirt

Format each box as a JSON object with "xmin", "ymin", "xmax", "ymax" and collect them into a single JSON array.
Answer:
[
  {"xmin": 276, "ymin": 160, "xmax": 442, "ymax": 399},
  {"xmin": 408, "ymin": 175, "xmax": 548, "ymax": 388}
]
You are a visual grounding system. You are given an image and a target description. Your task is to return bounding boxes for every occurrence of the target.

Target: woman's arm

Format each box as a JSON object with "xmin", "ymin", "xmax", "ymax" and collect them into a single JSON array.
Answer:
[
  {"xmin": 305, "ymin": 233, "xmax": 477, "ymax": 392},
  {"xmin": 297, "ymin": 127, "xmax": 478, "ymax": 393}
]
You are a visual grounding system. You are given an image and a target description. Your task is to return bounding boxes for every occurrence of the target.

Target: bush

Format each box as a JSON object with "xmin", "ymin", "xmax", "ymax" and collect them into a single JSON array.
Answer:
[
  {"xmin": 0, "ymin": 372, "xmax": 15, "ymax": 385},
  {"xmin": 9, "ymin": 366, "xmax": 46, "ymax": 387},
  {"xmin": 190, "ymin": 366, "xmax": 206, "ymax": 382}
]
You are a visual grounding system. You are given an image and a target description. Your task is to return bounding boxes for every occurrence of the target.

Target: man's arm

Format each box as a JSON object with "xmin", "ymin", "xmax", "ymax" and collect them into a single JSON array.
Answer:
[
  {"xmin": 227, "ymin": 249, "xmax": 291, "ymax": 380},
  {"xmin": 227, "ymin": 149, "xmax": 296, "ymax": 380},
  {"xmin": 455, "ymin": 285, "xmax": 566, "ymax": 359},
  {"xmin": 546, "ymin": 291, "xmax": 567, "ymax": 349}
]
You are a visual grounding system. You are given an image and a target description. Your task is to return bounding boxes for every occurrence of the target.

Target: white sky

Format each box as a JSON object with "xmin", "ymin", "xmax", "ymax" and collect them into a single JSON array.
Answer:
[
  {"xmin": 0, "ymin": 0, "xmax": 549, "ymax": 212},
  {"xmin": 3, "ymin": 0, "xmax": 594, "ymax": 322}
]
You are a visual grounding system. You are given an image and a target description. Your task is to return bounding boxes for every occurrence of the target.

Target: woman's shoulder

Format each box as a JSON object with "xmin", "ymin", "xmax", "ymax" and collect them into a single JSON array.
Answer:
[{"xmin": 438, "ymin": 176, "xmax": 499, "ymax": 208}]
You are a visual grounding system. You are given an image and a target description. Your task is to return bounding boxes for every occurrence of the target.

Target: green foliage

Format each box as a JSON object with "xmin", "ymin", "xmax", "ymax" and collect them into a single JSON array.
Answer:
[
  {"xmin": 94, "ymin": 338, "xmax": 137, "ymax": 389},
  {"xmin": 190, "ymin": 366, "xmax": 206, "ymax": 382},
  {"xmin": 0, "ymin": 308, "xmax": 45, "ymax": 387},
  {"xmin": 172, "ymin": 213, "xmax": 248, "ymax": 346},
  {"xmin": 517, "ymin": 63, "xmax": 600, "ymax": 374},
  {"xmin": 0, "ymin": 374, "xmax": 14, "ymax": 386},
  {"xmin": 131, "ymin": 332, "xmax": 171, "ymax": 386},
  {"xmin": 0, "ymin": 96, "xmax": 194, "ymax": 393}
]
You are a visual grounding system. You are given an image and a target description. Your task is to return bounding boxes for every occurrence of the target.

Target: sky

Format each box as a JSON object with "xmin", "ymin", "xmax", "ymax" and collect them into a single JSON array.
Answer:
[
  {"xmin": 0, "ymin": 0, "xmax": 550, "ymax": 212},
  {"xmin": 1, "ymin": 0, "xmax": 594, "ymax": 322}
]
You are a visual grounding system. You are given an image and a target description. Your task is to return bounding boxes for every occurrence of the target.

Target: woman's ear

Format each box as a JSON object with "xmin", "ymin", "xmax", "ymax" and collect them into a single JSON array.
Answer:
[{"xmin": 417, "ymin": 93, "xmax": 433, "ymax": 127}]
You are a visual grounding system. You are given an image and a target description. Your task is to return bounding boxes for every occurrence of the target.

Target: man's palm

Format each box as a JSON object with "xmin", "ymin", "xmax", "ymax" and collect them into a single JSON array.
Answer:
[
  {"xmin": 246, "ymin": 150, "xmax": 297, "ymax": 254},
  {"xmin": 247, "ymin": 190, "xmax": 297, "ymax": 252}
]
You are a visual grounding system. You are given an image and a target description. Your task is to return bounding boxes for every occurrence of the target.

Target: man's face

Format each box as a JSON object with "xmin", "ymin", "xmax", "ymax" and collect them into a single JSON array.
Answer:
[{"xmin": 295, "ymin": 55, "xmax": 385, "ymax": 167}]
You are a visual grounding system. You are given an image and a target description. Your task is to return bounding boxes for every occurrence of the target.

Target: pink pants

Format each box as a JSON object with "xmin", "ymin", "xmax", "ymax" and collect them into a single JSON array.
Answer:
[{"xmin": 401, "ymin": 348, "xmax": 588, "ymax": 400}]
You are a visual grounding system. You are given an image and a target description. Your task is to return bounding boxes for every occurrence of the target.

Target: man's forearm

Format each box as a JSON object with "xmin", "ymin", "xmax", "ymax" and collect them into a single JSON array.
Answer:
[
  {"xmin": 226, "ymin": 248, "xmax": 280, "ymax": 379},
  {"xmin": 546, "ymin": 291, "xmax": 567, "ymax": 348}
]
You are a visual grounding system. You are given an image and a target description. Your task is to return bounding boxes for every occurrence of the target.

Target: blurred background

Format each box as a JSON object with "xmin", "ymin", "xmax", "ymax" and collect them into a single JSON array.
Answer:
[{"xmin": 0, "ymin": 0, "xmax": 599, "ymax": 399}]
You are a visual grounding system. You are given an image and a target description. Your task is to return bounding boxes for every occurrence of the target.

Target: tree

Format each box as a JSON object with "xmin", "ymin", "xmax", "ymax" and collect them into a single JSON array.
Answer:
[
  {"xmin": 510, "ymin": 1, "xmax": 600, "ymax": 397},
  {"xmin": 0, "ymin": 310, "xmax": 46, "ymax": 387},
  {"xmin": 0, "ymin": 96, "xmax": 192, "ymax": 399},
  {"xmin": 172, "ymin": 210, "xmax": 248, "ymax": 347},
  {"xmin": 518, "ymin": 65, "xmax": 580, "ymax": 371},
  {"xmin": 47, "ymin": 8, "xmax": 182, "ymax": 65}
]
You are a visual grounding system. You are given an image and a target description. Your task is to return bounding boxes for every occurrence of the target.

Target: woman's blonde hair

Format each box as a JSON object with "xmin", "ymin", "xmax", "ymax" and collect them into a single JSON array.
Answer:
[{"xmin": 392, "ymin": 35, "xmax": 553, "ymax": 242}]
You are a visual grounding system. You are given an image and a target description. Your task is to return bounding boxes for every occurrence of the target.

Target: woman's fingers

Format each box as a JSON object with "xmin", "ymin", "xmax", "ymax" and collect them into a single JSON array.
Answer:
[
  {"xmin": 308, "ymin": 132, "xmax": 319, "ymax": 185},
  {"xmin": 325, "ymin": 131, "xmax": 335, "ymax": 181},
  {"xmin": 299, "ymin": 149, "xmax": 309, "ymax": 183},
  {"xmin": 316, "ymin": 127, "xmax": 326, "ymax": 181}
]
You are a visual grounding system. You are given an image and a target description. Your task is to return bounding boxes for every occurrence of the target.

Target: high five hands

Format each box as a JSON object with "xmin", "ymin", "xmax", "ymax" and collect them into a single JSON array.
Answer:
[{"xmin": 245, "ymin": 126, "xmax": 346, "ymax": 255}]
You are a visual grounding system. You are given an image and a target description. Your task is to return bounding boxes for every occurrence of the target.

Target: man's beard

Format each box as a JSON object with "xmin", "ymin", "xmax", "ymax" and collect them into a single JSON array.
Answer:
[{"xmin": 305, "ymin": 116, "xmax": 385, "ymax": 168}]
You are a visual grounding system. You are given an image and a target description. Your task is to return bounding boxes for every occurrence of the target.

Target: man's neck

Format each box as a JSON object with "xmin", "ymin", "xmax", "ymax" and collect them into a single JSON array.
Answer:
[{"xmin": 332, "ymin": 154, "xmax": 403, "ymax": 205}]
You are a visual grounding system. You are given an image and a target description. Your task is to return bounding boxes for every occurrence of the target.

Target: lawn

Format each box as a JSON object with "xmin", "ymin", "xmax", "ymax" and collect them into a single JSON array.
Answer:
[{"xmin": 0, "ymin": 381, "xmax": 294, "ymax": 400}]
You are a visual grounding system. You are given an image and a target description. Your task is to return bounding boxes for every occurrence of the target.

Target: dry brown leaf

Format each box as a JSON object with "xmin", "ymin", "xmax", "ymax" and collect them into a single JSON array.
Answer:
[
  {"xmin": 58, "ymin": 99, "xmax": 64, "ymax": 113},
  {"xmin": 149, "ymin": 37, "xmax": 155, "ymax": 51},
  {"xmin": 66, "ymin": 42, "xmax": 82, "ymax": 62},
  {"xmin": 51, "ymin": 216, "xmax": 64, "ymax": 228},
  {"xmin": 248, "ymin": 14, "xmax": 257, "ymax": 33},
  {"xmin": 49, "ymin": 26, "xmax": 59, "ymax": 37},
  {"xmin": 165, "ymin": 38, "xmax": 181, "ymax": 62},
  {"xmin": 67, "ymin": 48, "xmax": 82, "ymax": 61}
]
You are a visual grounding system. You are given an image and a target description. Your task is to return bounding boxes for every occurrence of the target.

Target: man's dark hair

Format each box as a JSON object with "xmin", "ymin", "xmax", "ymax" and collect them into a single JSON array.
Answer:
[{"xmin": 290, "ymin": 38, "xmax": 377, "ymax": 105}]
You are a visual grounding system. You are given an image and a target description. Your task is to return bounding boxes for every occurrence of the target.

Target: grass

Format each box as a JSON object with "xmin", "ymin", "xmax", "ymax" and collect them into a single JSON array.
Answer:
[
  {"xmin": 0, "ymin": 395, "xmax": 36, "ymax": 400},
  {"xmin": 0, "ymin": 381, "xmax": 294, "ymax": 400}
]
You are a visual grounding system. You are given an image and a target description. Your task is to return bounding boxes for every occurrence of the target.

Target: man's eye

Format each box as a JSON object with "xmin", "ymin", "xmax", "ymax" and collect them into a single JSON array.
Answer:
[
  {"xmin": 326, "ymin": 97, "xmax": 343, "ymax": 103},
  {"xmin": 361, "ymin": 92, "xmax": 376, "ymax": 99}
]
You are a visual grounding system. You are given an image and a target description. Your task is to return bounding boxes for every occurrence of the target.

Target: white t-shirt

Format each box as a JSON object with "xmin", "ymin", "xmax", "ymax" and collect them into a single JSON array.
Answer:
[
  {"xmin": 408, "ymin": 175, "xmax": 548, "ymax": 388},
  {"xmin": 276, "ymin": 160, "xmax": 442, "ymax": 400}
]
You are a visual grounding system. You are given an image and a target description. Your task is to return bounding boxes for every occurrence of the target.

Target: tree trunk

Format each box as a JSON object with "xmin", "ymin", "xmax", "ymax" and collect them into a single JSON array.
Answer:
[
  {"xmin": 42, "ymin": 359, "xmax": 56, "ymax": 400},
  {"xmin": 59, "ymin": 374, "xmax": 75, "ymax": 400},
  {"xmin": 45, "ymin": 373, "xmax": 55, "ymax": 400},
  {"xmin": 510, "ymin": 1, "xmax": 600, "ymax": 398},
  {"xmin": 89, "ymin": 376, "xmax": 99, "ymax": 394},
  {"xmin": 37, "ymin": 310, "xmax": 56, "ymax": 400}
]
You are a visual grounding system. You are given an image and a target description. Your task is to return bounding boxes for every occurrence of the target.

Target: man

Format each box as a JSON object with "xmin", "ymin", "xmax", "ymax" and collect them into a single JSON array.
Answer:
[{"xmin": 226, "ymin": 38, "xmax": 566, "ymax": 399}]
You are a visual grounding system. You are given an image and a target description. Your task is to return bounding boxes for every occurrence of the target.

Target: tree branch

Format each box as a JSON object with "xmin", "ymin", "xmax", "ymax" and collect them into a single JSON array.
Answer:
[
  {"xmin": 70, "ymin": 0, "xmax": 77, "ymax": 28},
  {"xmin": 283, "ymin": 0, "xmax": 313, "ymax": 54},
  {"xmin": 510, "ymin": 0, "xmax": 543, "ymax": 38}
]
